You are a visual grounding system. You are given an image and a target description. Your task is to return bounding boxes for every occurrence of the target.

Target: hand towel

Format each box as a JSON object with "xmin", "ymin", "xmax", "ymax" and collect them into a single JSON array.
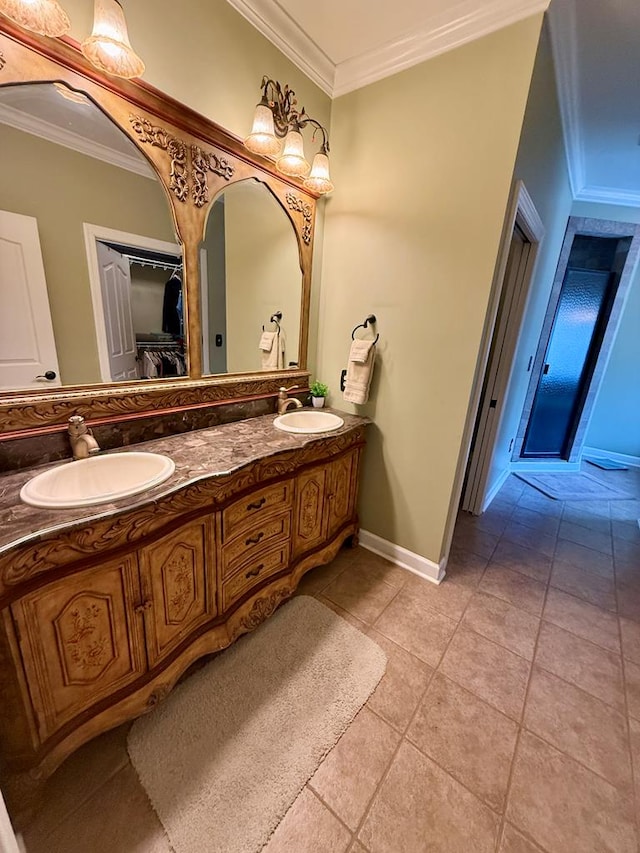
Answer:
[
  {"xmin": 277, "ymin": 327, "xmax": 286, "ymax": 369},
  {"xmin": 260, "ymin": 330, "xmax": 279, "ymax": 370},
  {"xmin": 349, "ymin": 339, "xmax": 374, "ymax": 364},
  {"xmin": 343, "ymin": 339, "xmax": 376, "ymax": 404}
]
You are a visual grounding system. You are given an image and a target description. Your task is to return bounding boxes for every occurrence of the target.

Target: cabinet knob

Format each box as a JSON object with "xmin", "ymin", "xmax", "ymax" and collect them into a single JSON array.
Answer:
[
  {"xmin": 135, "ymin": 599, "xmax": 153, "ymax": 614},
  {"xmin": 245, "ymin": 564, "xmax": 264, "ymax": 579}
]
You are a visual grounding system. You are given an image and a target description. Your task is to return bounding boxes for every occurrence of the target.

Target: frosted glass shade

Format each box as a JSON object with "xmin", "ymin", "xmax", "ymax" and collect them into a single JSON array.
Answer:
[
  {"xmin": 81, "ymin": 0, "xmax": 145, "ymax": 79},
  {"xmin": 244, "ymin": 103, "xmax": 281, "ymax": 156},
  {"xmin": 0, "ymin": 0, "xmax": 70, "ymax": 36},
  {"xmin": 276, "ymin": 129, "xmax": 311, "ymax": 177},
  {"xmin": 304, "ymin": 151, "xmax": 334, "ymax": 194}
]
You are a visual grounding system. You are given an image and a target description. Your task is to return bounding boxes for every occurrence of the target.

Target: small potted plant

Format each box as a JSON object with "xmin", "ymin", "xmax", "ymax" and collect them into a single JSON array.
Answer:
[{"xmin": 309, "ymin": 380, "xmax": 329, "ymax": 408}]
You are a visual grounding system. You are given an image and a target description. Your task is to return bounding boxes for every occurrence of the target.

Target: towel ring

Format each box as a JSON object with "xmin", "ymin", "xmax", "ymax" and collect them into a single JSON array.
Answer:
[
  {"xmin": 351, "ymin": 314, "xmax": 379, "ymax": 345},
  {"xmin": 263, "ymin": 310, "xmax": 282, "ymax": 332}
]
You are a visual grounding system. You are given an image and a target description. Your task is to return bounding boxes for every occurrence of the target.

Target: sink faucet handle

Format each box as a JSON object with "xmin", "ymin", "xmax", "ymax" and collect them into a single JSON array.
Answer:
[{"xmin": 279, "ymin": 385, "xmax": 299, "ymax": 394}]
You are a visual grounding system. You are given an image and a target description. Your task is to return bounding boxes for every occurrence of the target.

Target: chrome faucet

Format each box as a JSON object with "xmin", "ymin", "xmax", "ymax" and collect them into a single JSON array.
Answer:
[
  {"xmin": 277, "ymin": 386, "xmax": 303, "ymax": 415},
  {"xmin": 68, "ymin": 415, "xmax": 101, "ymax": 460}
]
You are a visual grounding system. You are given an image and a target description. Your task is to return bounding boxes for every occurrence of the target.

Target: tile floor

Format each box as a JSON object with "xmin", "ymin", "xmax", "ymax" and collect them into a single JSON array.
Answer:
[{"xmin": 18, "ymin": 467, "xmax": 640, "ymax": 852}]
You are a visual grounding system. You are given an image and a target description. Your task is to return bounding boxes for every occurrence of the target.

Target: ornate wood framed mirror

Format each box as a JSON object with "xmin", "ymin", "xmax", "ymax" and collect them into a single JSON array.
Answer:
[{"xmin": 0, "ymin": 20, "xmax": 317, "ymax": 437}]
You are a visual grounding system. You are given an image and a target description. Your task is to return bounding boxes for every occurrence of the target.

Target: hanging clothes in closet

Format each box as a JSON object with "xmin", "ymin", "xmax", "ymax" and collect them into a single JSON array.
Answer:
[{"xmin": 162, "ymin": 275, "xmax": 183, "ymax": 337}]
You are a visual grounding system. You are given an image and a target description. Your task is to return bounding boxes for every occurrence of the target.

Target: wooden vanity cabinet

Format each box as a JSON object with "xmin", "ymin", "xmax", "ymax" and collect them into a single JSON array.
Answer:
[{"xmin": 0, "ymin": 426, "xmax": 365, "ymax": 823}]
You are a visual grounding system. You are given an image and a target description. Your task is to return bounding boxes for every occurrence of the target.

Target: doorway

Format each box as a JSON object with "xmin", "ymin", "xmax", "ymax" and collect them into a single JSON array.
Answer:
[{"xmin": 514, "ymin": 217, "xmax": 640, "ymax": 464}]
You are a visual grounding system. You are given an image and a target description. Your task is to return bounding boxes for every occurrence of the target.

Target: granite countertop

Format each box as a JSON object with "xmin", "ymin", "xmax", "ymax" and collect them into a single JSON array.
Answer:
[{"xmin": 0, "ymin": 409, "xmax": 368, "ymax": 554}]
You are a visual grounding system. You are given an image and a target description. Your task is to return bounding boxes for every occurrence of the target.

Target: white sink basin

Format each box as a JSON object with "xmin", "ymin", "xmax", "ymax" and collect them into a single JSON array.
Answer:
[
  {"xmin": 20, "ymin": 452, "xmax": 175, "ymax": 509},
  {"xmin": 274, "ymin": 410, "xmax": 344, "ymax": 434}
]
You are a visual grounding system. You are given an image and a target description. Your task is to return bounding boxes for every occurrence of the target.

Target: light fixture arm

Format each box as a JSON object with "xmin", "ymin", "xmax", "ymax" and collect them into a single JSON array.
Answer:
[{"xmin": 258, "ymin": 76, "xmax": 329, "ymax": 152}]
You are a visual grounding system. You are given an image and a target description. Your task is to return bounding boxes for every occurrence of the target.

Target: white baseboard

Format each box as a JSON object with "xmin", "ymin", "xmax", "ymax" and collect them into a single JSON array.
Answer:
[
  {"xmin": 582, "ymin": 446, "xmax": 640, "ymax": 469},
  {"xmin": 481, "ymin": 467, "xmax": 512, "ymax": 513},
  {"xmin": 359, "ymin": 530, "xmax": 445, "ymax": 585},
  {"xmin": 511, "ymin": 460, "xmax": 581, "ymax": 472}
]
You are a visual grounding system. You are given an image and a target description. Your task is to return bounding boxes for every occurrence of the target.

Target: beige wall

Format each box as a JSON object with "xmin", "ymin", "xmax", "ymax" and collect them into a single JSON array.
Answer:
[
  {"xmin": 131, "ymin": 266, "xmax": 172, "ymax": 335},
  {"xmin": 317, "ymin": 17, "xmax": 543, "ymax": 565},
  {"xmin": 1, "ymin": 124, "xmax": 176, "ymax": 385}
]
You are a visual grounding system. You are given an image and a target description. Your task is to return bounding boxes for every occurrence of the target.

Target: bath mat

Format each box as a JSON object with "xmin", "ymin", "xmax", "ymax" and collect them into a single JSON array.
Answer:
[
  {"xmin": 127, "ymin": 595, "xmax": 386, "ymax": 853},
  {"xmin": 585, "ymin": 456, "xmax": 629, "ymax": 471},
  {"xmin": 515, "ymin": 471, "xmax": 633, "ymax": 501}
]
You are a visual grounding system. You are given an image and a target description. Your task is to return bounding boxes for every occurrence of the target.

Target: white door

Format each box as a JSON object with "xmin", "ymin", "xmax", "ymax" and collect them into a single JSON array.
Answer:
[
  {"xmin": 0, "ymin": 209, "xmax": 61, "ymax": 391},
  {"xmin": 96, "ymin": 242, "xmax": 138, "ymax": 381}
]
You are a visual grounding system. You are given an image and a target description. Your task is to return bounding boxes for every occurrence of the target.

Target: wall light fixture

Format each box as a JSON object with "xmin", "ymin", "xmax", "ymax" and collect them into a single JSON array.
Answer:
[
  {"xmin": 0, "ymin": 0, "xmax": 144, "ymax": 79},
  {"xmin": 244, "ymin": 77, "xmax": 334, "ymax": 194}
]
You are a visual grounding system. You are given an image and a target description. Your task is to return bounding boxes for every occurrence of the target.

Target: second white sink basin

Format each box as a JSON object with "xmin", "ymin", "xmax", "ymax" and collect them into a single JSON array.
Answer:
[
  {"xmin": 20, "ymin": 452, "xmax": 175, "ymax": 509},
  {"xmin": 274, "ymin": 410, "xmax": 344, "ymax": 434}
]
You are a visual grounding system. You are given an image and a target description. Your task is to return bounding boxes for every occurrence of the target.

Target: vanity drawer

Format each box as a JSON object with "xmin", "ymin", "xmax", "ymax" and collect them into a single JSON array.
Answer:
[
  {"xmin": 222, "ymin": 479, "xmax": 293, "ymax": 541},
  {"xmin": 222, "ymin": 511, "xmax": 290, "ymax": 579},
  {"xmin": 221, "ymin": 543, "xmax": 290, "ymax": 611}
]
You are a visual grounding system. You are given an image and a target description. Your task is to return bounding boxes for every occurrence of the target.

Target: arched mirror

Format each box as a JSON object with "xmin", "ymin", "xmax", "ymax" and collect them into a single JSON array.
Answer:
[
  {"xmin": 0, "ymin": 81, "xmax": 184, "ymax": 391},
  {"xmin": 200, "ymin": 179, "xmax": 302, "ymax": 375}
]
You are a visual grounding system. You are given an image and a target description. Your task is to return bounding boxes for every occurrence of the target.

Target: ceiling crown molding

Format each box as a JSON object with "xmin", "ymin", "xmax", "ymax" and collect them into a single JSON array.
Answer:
[
  {"xmin": 0, "ymin": 102, "xmax": 155, "ymax": 180},
  {"xmin": 574, "ymin": 185, "xmax": 640, "ymax": 208},
  {"xmin": 224, "ymin": 0, "xmax": 335, "ymax": 95},
  {"xmin": 225, "ymin": 0, "xmax": 549, "ymax": 98}
]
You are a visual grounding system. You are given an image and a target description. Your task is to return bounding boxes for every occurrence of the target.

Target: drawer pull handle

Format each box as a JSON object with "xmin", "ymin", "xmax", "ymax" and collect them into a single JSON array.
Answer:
[
  {"xmin": 245, "ymin": 564, "xmax": 264, "ymax": 579},
  {"xmin": 135, "ymin": 599, "xmax": 153, "ymax": 614},
  {"xmin": 245, "ymin": 532, "xmax": 264, "ymax": 546},
  {"xmin": 247, "ymin": 497, "xmax": 266, "ymax": 511}
]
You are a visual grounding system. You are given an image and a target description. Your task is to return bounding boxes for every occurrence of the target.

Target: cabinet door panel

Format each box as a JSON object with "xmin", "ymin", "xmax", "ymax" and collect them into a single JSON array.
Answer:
[
  {"xmin": 293, "ymin": 465, "xmax": 328, "ymax": 557},
  {"xmin": 327, "ymin": 449, "xmax": 360, "ymax": 538},
  {"xmin": 11, "ymin": 556, "xmax": 145, "ymax": 742},
  {"xmin": 138, "ymin": 517, "xmax": 215, "ymax": 667}
]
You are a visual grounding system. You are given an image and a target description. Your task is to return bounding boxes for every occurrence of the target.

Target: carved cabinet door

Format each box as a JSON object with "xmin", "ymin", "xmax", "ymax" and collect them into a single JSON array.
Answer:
[
  {"xmin": 326, "ymin": 449, "xmax": 360, "ymax": 539},
  {"xmin": 11, "ymin": 556, "xmax": 146, "ymax": 742},
  {"xmin": 293, "ymin": 464, "xmax": 329, "ymax": 557},
  {"xmin": 138, "ymin": 516, "xmax": 216, "ymax": 668}
]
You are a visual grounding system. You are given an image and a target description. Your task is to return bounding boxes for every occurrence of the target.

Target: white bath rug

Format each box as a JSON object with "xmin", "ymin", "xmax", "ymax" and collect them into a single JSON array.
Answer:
[{"xmin": 128, "ymin": 595, "xmax": 386, "ymax": 853}]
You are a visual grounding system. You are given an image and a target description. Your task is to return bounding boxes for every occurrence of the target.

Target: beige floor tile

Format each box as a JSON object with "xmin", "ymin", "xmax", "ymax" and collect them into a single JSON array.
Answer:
[
  {"xmin": 506, "ymin": 731, "xmax": 637, "ymax": 853},
  {"xmin": 264, "ymin": 788, "xmax": 351, "ymax": 853},
  {"xmin": 614, "ymin": 538, "xmax": 640, "ymax": 564},
  {"xmin": 316, "ymin": 595, "xmax": 368, "ymax": 630},
  {"xmin": 563, "ymin": 499, "xmax": 611, "ymax": 519},
  {"xmin": 23, "ymin": 725, "xmax": 129, "ymax": 839},
  {"xmin": 550, "ymin": 560, "xmax": 616, "ymax": 611},
  {"xmin": 450, "ymin": 525, "xmax": 499, "ymax": 560},
  {"xmin": 403, "ymin": 573, "xmax": 473, "ymax": 620},
  {"xmin": 612, "ymin": 520, "xmax": 640, "ymax": 543},
  {"xmin": 309, "ymin": 707, "xmax": 400, "ymax": 831},
  {"xmin": 502, "ymin": 520, "xmax": 556, "ymax": 559},
  {"xmin": 440, "ymin": 627, "xmax": 530, "ymax": 720},
  {"xmin": 616, "ymin": 581, "xmax": 640, "ymax": 624},
  {"xmin": 374, "ymin": 588, "xmax": 457, "ymax": 667},
  {"xmin": 351, "ymin": 550, "xmax": 409, "ymax": 589},
  {"xmin": 479, "ymin": 564, "xmax": 546, "ymax": 616},
  {"xmin": 620, "ymin": 617, "xmax": 640, "ymax": 664},
  {"xmin": 524, "ymin": 667, "xmax": 631, "ymax": 789},
  {"xmin": 499, "ymin": 823, "xmax": 545, "ymax": 852},
  {"xmin": 625, "ymin": 660, "xmax": 640, "ymax": 721},
  {"xmin": 563, "ymin": 506, "xmax": 611, "ymax": 534},
  {"xmin": 407, "ymin": 673, "xmax": 518, "ymax": 811},
  {"xmin": 445, "ymin": 546, "xmax": 489, "ymax": 588},
  {"xmin": 462, "ymin": 592, "xmax": 540, "ymax": 660},
  {"xmin": 23, "ymin": 764, "xmax": 170, "ymax": 853},
  {"xmin": 559, "ymin": 519, "xmax": 612, "ymax": 555},
  {"xmin": 554, "ymin": 538, "xmax": 614, "ymax": 578},
  {"xmin": 516, "ymin": 490, "xmax": 564, "ymax": 517},
  {"xmin": 349, "ymin": 843, "xmax": 369, "ymax": 853},
  {"xmin": 365, "ymin": 629, "xmax": 433, "ymax": 731},
  {"xmin": 610, "ymin": 499, "xmax": 640, "ymax": 522},
  {"xmin": 511, "ymin": 505, "xmax": 561, "ymax": 537},
  {"xmin": 535, "ymin": 621, "xmax": 625, "ymax": 710},
  {"xmin": 456, "ymin": 506, "xmax": 512, "ymax": 538},
  {"xmin": 323, "ymin": 570, "xmax": 399, "ymax": 624},
  {"xmin": 543, "ymin": 588, "xmax": 620, "ymax": 652},
  {"xmin": 295, "ymin": 553, "xmax": 354, "ymax": 595},
  {"xmin": 491, "ymin": 540, "xmax": 552, "ymax": 583},
  {"xmin": 358, "ymin": 741, "xmax": 499, "ymax": 853},
  {"xmin": 628, "ymin": 717, "xmax": 640, "ymax": 824}
]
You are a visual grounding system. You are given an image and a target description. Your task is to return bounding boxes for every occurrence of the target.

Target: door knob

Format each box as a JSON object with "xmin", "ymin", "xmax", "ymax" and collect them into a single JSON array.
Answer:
[
  {"xmin": 543, "ymin": 363, "xmax": 550, "ymax": 375},
  {"xmin": 35, "ymin": 371, "xmax": 57, "ymax": 381}
]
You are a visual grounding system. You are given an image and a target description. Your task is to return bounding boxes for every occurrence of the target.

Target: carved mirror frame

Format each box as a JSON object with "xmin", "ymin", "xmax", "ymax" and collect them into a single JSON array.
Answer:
[{"xmin": 0, "ymin": 21, "xmax": 317, "ymax": 437}]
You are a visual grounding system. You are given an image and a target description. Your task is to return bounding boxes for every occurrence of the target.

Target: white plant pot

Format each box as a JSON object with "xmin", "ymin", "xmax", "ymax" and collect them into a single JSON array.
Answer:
[{"xmin": 311, "ymin": 396, "xmax": 325, "ymax": 408}]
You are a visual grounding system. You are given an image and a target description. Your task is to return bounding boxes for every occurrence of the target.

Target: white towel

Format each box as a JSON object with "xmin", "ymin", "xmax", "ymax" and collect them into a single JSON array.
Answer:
[
  {"xmin": 343, "ymin": 339, "xmax": 376, "ymax": 404},
  {"xmin": 259, "ymin": 331, "xmax": 276, "ymax": 352},
  {"xmin": 349, "ymin": 339, "xmax": 374, "ymax": 364},
  {"xmin": 277, "ymin": 327, "xmax": 286, "ymax": 369}
]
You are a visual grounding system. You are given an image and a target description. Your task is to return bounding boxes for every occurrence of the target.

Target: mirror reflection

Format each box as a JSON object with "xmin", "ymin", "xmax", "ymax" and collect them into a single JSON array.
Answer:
[
  {"xmin": 201, "ymin": 179, "xmax": 302, "ymax": 375},
  {"xmin": 0, "ymin": 82, "xmax": 184, "ymax": 391}
]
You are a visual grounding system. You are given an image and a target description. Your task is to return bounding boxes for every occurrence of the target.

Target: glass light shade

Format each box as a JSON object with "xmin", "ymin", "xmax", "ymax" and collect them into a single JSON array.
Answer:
[
  {"xmin": 244, "ymin": 103, "xmax": 281, "ymax": 156},
  {"xmin": 276, "ymin": 129, "xmax": 311, "ymax": 177},
  {"xmin": 81, "ymin": 0, "xmax": 145, "ymax": 79},
  {"xmin": 303, "ymin": 151, "xmax": 334, "ymax": 194},
  {"xmin": 0, "ymin": 0, "xmax": 70, "ymax": 37}
]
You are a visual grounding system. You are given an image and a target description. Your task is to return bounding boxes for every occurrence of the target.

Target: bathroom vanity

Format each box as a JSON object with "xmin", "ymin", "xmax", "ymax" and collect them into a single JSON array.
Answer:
[{"xmin": 0, "ymin": 413, "xmax": 367, "ymax": 818}]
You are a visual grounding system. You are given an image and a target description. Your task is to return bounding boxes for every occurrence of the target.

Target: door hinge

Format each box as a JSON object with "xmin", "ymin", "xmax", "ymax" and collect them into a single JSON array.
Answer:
[
  {"xmin": 527, "ymin": 356, "xmax": 533, "ymax": 372},
  {"xmin": 509, "ymin": 438, "xmax": 514, "ymax": 453},
  {"xmin": 489, "ymin": 399, "xmax": 497, "ymax": 409}
]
